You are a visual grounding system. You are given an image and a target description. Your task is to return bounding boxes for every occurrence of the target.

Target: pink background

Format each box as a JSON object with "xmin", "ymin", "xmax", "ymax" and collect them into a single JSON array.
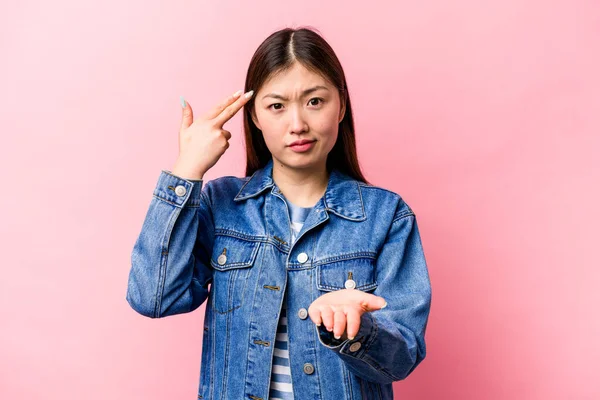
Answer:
[{"xmin": 1, "ymin": 1, "xmax": 598, "ymax": 399}]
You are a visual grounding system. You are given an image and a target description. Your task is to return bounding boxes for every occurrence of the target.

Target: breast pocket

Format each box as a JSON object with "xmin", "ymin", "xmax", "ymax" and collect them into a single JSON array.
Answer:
[
  {"xmin": 316, "ymin": 256, "xmax": 378, "ymax": 293},
  {"xmin": 210, "ymin": 234, "xmax": 261, "ymax": 313}
]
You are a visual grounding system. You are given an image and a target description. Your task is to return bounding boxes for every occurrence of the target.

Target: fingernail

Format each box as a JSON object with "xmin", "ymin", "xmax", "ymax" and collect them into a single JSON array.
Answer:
[
  {"xmin": 316, "ymin": 323, "xmax": 321, "ymax": 326},
  {"xmin": 233, "ymin": 89, "xmax": 243, "ymax": 97},
  {"xmin": 244, "ymin": 90, "xmax": 254, "ymax": 99},
  {"xmin": 180, "ymin": 96, "xmax": 186, "ymax": 108},
  {"xmin": 327, "ymin": 326, "xmax": 333, "ymax": 332},
  {"xmin": 381, "ymin": 301, "xmax": 388, "ymax": 309},
  {"xmin": 348, "ymin": 336, "xmax": 355, "ymax": 340},
  {"xmin": 334, "ymin": 335, "xmax": 341, "ymax": 339}
]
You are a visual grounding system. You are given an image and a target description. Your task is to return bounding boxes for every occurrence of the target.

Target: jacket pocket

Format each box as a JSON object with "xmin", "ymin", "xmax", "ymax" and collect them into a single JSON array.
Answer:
[
  {"xmin": 316, "ymin": 255, "xmax": 378, "ymax": 292},
  {"xmin": 210, "ymin": 234, "xmax": 261, "ymax": 313}
]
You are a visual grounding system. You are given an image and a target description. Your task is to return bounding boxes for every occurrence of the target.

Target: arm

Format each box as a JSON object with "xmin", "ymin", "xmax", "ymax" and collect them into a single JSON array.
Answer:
[
  {"xmin": 316, "ymin": 212, "xmax": 432, "ymax": 383},
  {"xmin": 125, "ymin": 170, "xmax": 214, "ymax": 318}
]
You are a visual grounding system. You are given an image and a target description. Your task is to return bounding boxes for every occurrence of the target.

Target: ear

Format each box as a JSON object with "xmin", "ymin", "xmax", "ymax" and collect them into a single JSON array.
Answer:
[
  {"xmin": 338, "ymin": 94, "xmax": 346, "ymax": 124},
  {"xmin": 251, "ymin": 108, "xmax": 262, "ymax": 130}
]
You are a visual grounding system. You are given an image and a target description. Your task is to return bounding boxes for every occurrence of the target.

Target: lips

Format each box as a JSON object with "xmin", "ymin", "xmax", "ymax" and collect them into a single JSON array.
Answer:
[{"xmin": 289, "ymin": 139, "xmax": 316, "ymax": 146}]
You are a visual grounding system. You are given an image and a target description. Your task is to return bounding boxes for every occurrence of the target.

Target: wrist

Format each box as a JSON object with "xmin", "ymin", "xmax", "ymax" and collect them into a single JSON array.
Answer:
[{"xmin": 171, "ymin": 162, "xmax": 205, "ymax": 181}]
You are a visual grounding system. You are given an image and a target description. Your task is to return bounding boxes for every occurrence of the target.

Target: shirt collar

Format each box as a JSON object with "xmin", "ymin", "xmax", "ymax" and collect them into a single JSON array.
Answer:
[{"xmin": 234, "ymin": 158, "xmax": 366, "ymax": 221}]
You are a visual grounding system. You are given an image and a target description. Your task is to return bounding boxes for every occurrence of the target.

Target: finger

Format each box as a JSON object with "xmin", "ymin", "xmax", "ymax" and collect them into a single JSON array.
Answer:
[
  {"xmin": 345, "ymin": 307, "xmax": 361, "ymax": 340},
  {"xmin": 205, "ymin": 90, "xmax": 244, "ymax": 120},
  {"xmin": 308, "ymin": 304, "xmax": 323, "ymax": 326},
  {"xmin": 320, "ymin": 306, "xmax": 335, "ymax": 332},
  {"xmin": 333, "ymin": 309, "xmax": 347, "ymax": 339},
  {"xmin": 220, "ymin": 129, "xmax": 232, "ymax": 141},
  {"xmin": 360, "ymin": 294, "xmax": 388, "ymax": 312},
  {"xmin": 180, "ymin": 96, "xmax": 193, "ymax": 130},
  {"xmin": 213, "ymin": 90, "xmax": 254, "ymax": 128}
]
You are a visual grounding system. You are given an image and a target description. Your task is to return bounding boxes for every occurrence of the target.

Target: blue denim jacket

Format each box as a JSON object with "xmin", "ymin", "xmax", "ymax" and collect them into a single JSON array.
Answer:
[{"xmin": 126, "ymin": 158, "xmax": 432, "ymax": 400}]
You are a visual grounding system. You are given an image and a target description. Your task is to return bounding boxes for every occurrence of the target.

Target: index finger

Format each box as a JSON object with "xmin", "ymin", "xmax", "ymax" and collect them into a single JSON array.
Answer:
[
  {"xmin": 212, "ymin": 90, "xmax": 254, "ymax": 128},
  {"xmin": 204, "ymin": 90, "xmax": 243, "ymax": 119},
  {"xmin": 345, "ymin": 307, "xmax": 360, "ymax": 340}
]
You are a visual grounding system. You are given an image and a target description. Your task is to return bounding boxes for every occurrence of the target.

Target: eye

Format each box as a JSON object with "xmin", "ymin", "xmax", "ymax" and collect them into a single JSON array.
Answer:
[
  {"xmin": 267, "ymin": 98, "xmax": 324, "ymax": 111},
  {"xmin": 308, "ymin": 97, "xmax": 324, "ymax": 107}
]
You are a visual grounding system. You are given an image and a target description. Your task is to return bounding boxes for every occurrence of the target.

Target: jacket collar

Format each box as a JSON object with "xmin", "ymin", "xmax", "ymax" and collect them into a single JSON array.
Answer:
[{"xmin": 234, "ymin": 159, "xmax": 366, "ymax": 221}]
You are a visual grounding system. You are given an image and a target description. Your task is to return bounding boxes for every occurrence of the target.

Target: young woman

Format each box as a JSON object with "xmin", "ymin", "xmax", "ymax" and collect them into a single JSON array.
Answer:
[{"xmin": 126, "ymin": 27, "xmax": 432, "ymax": 400}]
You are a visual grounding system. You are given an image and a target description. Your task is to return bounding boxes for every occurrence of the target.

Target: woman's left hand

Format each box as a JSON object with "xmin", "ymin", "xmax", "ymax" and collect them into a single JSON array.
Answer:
[{"xmin": 308, "ymin": 289, "xmax": 387, "ymax": 340}]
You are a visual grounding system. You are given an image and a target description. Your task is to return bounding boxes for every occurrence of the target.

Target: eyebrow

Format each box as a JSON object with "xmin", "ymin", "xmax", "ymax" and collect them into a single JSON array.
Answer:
[{"xmin": 261, "ymin": 85, "xmax": 330, "ymax": 101}]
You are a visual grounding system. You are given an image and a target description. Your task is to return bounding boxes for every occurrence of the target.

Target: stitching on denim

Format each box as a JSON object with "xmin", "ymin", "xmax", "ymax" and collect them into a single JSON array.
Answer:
[
  {"xmin": 357, "ymin": 181, "xmax": 366, "ymax": 220},
  {"xmin": 154, "ymin": 206, "xmax": 181, "ymax": 317},
  {"xmin": 208, "ymin": 297, "xmax": 215, "ymax": 398},
  {"xmin": 210, "ymin": 237, "xmax": 261, "ymax": 313},
  {"xmin": 356, "ymin": 314, "xmax": 403, "ymax": 382},
  {"xmin": 308, "ymin": 267, "xmax": 324, "ymax": 397},
  {"xmin": 318, "ymin": 282, "xmax": 378, "ymax": 292},
  {"xmin": 221, "ymin": 296, "xmax": 236, "ymax": 398},
  {"xmin": 316, "ymin": 256, "xmax": 378, "ymax": 292},
  {"xmin": 210, "ymin": 238, "xmax": 261, "ymax": 271},
  {"xmin": 242, "ymin": 243, "xmax": 269, "ymax": 394},
  {"xmin": 392, "ymin": 211, "xmax": 415, "ymax": 224},
  {"xmin": 213, "ymin": 229, "xmax": 268, "ymax": 242},
  {"xmin": 343, "ymin": 362, "xmax": 354, "ymax": 400},
  {"xmin": 315, "ymin": 251, "xmax": 377, "ymax": 265},
  {"xmin": 199, "ymin": 301, "xmax": 212, "ymax": 398},
  {"xmin": 233, "ymin": 170, "xmax": 265, "ymax": 201}
]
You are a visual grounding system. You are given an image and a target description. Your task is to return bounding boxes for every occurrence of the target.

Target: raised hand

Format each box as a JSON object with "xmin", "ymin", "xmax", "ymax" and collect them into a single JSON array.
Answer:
[{"xmin": 171, "ymin": 89, "xmax": 254, "ymax": 180}]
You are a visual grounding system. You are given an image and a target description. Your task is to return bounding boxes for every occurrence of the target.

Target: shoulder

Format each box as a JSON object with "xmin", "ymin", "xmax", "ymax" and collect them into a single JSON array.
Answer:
[
  {"xmin": 204, "ymin": 174, "xmax": 250, "ymax": 190},
  {"xmin": 357, "ymin": 181, "xmax": 415, "ymax": 222},
  {"xmin": 201, "ymin": 175, "xmax": 250, "ymax": 203}
]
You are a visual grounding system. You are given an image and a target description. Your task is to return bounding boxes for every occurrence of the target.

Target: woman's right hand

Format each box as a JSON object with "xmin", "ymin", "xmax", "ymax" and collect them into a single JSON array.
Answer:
[{"xmin": 171, "ymin": 89, "xmax": 255, "ymax": 180}]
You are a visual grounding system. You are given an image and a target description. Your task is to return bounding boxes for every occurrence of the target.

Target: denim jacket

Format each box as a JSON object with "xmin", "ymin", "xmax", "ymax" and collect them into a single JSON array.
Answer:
[{"xmin": 126, "ymin": 158, "xmax": 432, "ymax": 400}]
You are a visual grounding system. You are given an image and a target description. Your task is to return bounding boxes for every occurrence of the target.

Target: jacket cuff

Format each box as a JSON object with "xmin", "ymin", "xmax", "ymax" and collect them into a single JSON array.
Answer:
[
  {"xmin": 315, "ymin": 311, "xmax": 377, "ymax": 359},
  {"xmin": 154, "ymin": 170, "xmax": 204, "ymax": 208}
]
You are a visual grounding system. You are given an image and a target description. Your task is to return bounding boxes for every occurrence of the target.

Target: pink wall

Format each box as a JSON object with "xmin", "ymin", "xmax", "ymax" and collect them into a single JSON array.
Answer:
[{"xmin": 1, "ymin": 1, "xmax": 598, "ymax": 399}]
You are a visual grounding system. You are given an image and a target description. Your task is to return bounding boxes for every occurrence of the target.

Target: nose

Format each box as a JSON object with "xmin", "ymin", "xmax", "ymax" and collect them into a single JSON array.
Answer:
[{"xmin": 289, "ymin": 104, "xmax": 308, "ymax": 134}]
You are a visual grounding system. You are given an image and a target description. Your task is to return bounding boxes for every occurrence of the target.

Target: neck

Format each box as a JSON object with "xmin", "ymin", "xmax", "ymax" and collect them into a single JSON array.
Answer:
[{"xmin": 272, "ymin": 159, "xmax": 329, "ymax": 208}]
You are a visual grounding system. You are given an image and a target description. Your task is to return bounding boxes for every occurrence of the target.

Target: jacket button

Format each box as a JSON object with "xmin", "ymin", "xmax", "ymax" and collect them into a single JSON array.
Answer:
[
  {"xmin": 297, "ymin": 308, "xmax": 308, "ymax": 319},
  {"xmin": 217, "ymin": 254, "xmax": 227, "ymax": 265},
  {"xmin": 349, "ymin": 342, "xmax": 362, "ymax": 352},
  {"xmin": 303, "ymin": 363, "xmax": 315, "ymax": 374},
  {"xmin": 297, "ymin": 252, "xmax": 309, "ymax": 263},
  {"xmin": 344, "ymin": 279, "xmax": 356, "ymax": 289},
  {"xmin": 174, "ymin": 185, "xmax": 187, "ymax": 197}
]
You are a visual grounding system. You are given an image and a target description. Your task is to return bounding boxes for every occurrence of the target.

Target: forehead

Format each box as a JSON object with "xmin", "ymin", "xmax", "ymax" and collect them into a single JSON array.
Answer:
[{"xmin": 260, "ymin": 62, "xmax": 332, "ymax": 92}]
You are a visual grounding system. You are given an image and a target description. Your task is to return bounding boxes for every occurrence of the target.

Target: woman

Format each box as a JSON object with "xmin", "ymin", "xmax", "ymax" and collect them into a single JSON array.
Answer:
[{"xmin": 126, "ymin": 27, "xmax": 432, "ymax": 400}]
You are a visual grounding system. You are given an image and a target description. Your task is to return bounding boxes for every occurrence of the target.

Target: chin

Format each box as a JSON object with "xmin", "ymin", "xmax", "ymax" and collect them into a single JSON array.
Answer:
[{"xmin": 288, "ymin": 157, "xmax": 327, "ymax": 171}]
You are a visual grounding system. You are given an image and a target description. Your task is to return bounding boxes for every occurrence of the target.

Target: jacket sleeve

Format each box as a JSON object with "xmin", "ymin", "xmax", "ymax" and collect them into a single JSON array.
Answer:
[
  {"xmin": 315, "ymin": 210, "xmax": 432, "ymax": 384},
  {"xmin": 126, "ymin": 170, "xmax": 214, "ymax": 318}
]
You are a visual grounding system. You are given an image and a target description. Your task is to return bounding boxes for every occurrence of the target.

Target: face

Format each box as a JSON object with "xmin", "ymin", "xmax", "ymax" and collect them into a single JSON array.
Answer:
[{"xmin": 251, "ymin": 62, "xmax": 346, "ymax": 172}]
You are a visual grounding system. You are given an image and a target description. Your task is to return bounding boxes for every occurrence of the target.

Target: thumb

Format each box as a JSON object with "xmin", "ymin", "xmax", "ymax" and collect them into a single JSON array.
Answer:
[
  {"xmin": 362, "ymin": 293, "xmax": 388, "ymax": 312},
  {"xmin": 180, "ymin": 96, "xmax": 193, "ymax": 130}
]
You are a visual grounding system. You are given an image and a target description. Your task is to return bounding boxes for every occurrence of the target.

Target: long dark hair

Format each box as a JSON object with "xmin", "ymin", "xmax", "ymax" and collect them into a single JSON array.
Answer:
[{"xmin": 242, "ymin": 26, "xmax": 369, "ymax": 184}]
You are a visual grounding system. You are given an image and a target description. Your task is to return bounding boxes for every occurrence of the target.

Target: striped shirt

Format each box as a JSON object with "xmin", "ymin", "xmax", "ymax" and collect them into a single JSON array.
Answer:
[{"xmin": 268, "ymin": 199, "xmax": 312, "ymax": 400}]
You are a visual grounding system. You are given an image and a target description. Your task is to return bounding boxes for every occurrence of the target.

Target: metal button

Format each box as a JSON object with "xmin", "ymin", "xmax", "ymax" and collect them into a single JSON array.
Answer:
[
  {"xmin": 344, "ymin": 279, "xmax": 356, "ymax": 289},
  {"xmin": 217, "ymin": 254, "xmax": 227, "ymax": 265},
  {"xmin": 349, "ymin": 342, "xmax": 362, "ymax": 352},
  {"xmin": 174, "ymin": 185, "xmax": 187, "ymax": 197},
  {"xmin": 297, "ymin": 252, "xmax": 308, "ymax": 263},
  {"xmin": 297, "ymin": 308, "xmax": 308, "ymax": 319},
  {"xmin": 303, "ymin": 363, "xmax": 314, "ymax": 375}
]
